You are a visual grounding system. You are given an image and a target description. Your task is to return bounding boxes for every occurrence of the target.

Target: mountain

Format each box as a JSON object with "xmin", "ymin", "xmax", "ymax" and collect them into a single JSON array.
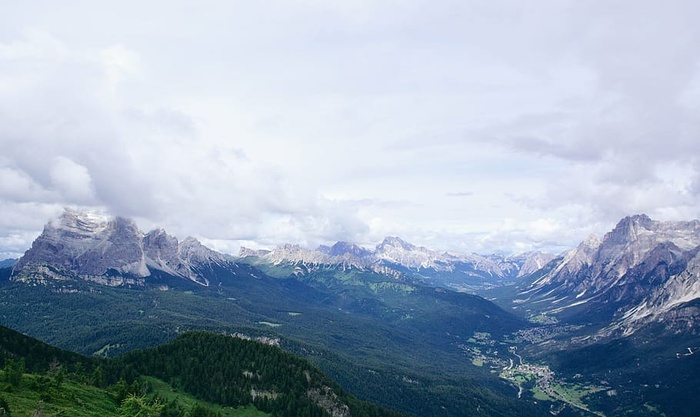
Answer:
[
  {"xmin": 7, "ymin": 210, "xmax": 700, "ymax": 416},
  {"xmin": 515, "ymin": 214, "xmax": 700, "ymax": 327},
  {"xmin": 318, "ymin": 241, "xmax": 373, "ymax": 258},
  {"xmin": 11, "ymin": 209, "xmax": 229, "ymax": 286},
  {"xmin": 240, "ymin": 236, "xmax": 552, "ymax": 291},
  {"xmin": 616, "ymin": 247, "xmax": 700, "ymax": 334},
  {"xmin": 0, "ymin": 258, "xmax": 16, "ymax": 269},
  {"xmin": 496, "ymin": 214, "xmax": 700, "ymax": 417}
]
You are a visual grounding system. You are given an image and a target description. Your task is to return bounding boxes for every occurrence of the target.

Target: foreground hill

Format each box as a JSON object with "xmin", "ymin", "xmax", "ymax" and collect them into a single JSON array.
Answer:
[
  {"xmin": 0, "ymin": 324, "xmax": 403, "ymax": 417},
  {"xmin": 108, "ymin": 331, "xmax": 404, "ymax": 417}
]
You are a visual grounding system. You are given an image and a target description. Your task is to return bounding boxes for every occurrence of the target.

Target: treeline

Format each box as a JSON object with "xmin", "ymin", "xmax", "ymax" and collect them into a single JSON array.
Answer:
[
  {"xmin": 107, "ymin": 331, "xmax": 403, "ymax": 417},
  {"xmin": 0, "ymin": 324, "xmax": 98, "ymax": 374}
]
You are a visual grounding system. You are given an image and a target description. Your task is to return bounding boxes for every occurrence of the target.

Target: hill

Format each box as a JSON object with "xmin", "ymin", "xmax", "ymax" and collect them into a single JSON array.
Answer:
[{"xmin": 0, "ymin": 324, "xmax": 403, "ymax": 417}]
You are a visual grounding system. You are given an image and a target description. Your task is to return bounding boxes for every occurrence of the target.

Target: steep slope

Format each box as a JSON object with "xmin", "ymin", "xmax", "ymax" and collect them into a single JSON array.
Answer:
[
  {"xmin": 613, "ymin": 246, "xmax": 700, "ymax": 336},
  {"xmin": 11, "ymin": 209, "xmax": 229, "ymax": 286},
  {"xmin": 508, "ymin": 215, "xmax": 700, "ymax": 416},
  {"xmin": 515, "ymin": 214, "xmax": 700, "ymax": 326}
]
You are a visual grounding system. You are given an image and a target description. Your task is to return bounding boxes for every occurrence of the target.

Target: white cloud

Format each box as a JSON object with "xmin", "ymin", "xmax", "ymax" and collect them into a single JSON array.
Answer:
[{"xmin": 49, "ymin": 157, "xmax": 96, "ymax": 203}]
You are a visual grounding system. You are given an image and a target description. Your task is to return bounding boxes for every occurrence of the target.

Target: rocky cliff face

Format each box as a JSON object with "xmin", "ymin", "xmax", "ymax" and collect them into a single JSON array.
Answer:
[
  {"xmin": 516, "ymin": 214, "xmax": 700, "ymax": 336},
  {"xmin": 12, "ymin": 209, "xmax": 228, "ymax": 286},
  {"xmin": 13, "ymin": 210, "xmax": 148, "ymax": 279},
  {"xmin": 612, "ymin": 246, "xmax": 700, "ymax": 336}
]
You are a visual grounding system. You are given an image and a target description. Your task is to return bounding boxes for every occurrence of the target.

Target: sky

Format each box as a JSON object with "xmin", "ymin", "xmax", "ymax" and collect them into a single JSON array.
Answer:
[{"xmin": 1, "ymin": 0, "xmax": 700, "ymax": 259}]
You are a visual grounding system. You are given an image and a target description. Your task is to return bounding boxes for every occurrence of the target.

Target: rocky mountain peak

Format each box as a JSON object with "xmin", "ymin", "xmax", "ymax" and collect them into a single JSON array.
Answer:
[
  {"xmin": 238, "ymin": 247, "xmax": 271, "ymax": 257},
  {"xmin": 52, "ymin": 208, "xmax": 111, "ymax": 236},
  {"xmin": 12, "ymin": 209, "xmax": 230, "ymax": 286},
  {"xmin": 178, "ymin": 237, "xmax": 226, "ymax": 264},
  {"xmin": 517, "ymin": 214, "xmax": 700, "ymax": 336},
  {"xmin": 376, "ymin": 236, "xmax": 416, "ymax": 252},
  {"xmin": 324, "ymin": 241, "xmax": 372, "ymax": 258},
  {"xmin": 517, "ymin": 252, "xmax": 557, "ymax": 277},
  {"xmin": 605, "ymin": 214, "xmax": 654, "ymax": 245}
]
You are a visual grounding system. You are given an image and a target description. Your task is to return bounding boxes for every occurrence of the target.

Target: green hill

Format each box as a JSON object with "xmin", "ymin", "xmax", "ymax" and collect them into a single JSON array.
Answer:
[{"xmin": 0, "ymin": 325, "xmax": 402, "ymax": 417}]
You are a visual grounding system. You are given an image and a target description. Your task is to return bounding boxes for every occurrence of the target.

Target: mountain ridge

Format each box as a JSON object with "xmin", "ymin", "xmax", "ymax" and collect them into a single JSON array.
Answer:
[
  {"xmin": 239, "ymin": 236, "xmax": 554, "ymax": 291},
  {"xmin": 11, "ymin": 209, "xmax": 228, "ymax": 286},
  {"xmin": 9, "ymin": 209, "xmax": 554, "ymax": 291},
  {"xmin": 514, "ymin": 214, "xmax": 700, "ymax": 338}
]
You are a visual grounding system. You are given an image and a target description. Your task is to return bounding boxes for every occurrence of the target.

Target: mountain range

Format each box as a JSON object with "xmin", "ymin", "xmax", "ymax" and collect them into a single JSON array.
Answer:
[
  {"xmin": 239, "ymin": 236, "xmax": 555, "ymax": 292},
  {"xmin": 4, "ymin": 210, "xmax": 700, "ymax": 416},
  {"xmin": 10, "ymin": 208, "xmax": 554, "ymax": 292}
]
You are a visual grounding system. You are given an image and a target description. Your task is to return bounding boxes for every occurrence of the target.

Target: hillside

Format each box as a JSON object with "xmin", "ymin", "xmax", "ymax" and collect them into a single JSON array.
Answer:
[
  {"xmin": 0, "ymin": 325, "xmax": 403, "ymax": 417},
  {"xmin": 0, "ymin": 273, "xmax": 543, "ymax": 417}
]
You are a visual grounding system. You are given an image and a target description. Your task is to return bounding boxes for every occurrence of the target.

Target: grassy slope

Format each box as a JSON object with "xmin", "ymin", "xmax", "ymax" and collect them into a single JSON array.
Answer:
[
  {"xmin": 0, "ymin": 371, "xmax": 269, "ymax": 417},
  {"xmin": 143, "ymin": 376, "xmax": 269, "ymax": 417},
  {"xmin": 1, "ymin": 372, "xmax": 119, "ymax": 417}
]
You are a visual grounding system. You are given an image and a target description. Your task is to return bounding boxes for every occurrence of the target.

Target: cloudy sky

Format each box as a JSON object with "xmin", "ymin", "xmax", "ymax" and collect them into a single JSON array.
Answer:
[{"xmin": 1, "ymin": 0, "xmax": 700, "ymax": 258}]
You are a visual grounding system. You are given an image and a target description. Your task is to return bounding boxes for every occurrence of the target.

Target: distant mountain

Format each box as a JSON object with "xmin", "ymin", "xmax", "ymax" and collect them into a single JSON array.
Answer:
[
  {"xmin": 12, "ymin": 209, "xmax": 553, "ymax": 292},
  {"xmin": 0, "ymin": 258, "xmax": 16, "ymax": 269},
  {"xmin": 11, "ymin": 209, "xmax": 230, "ymax": 286},
  {"xmin": 515, "ymin": 214, "xmax": 700, "ymax": 336},
  {"xmin": 240, "ymin": 236, "xmax": 553, "ymax": 291}
]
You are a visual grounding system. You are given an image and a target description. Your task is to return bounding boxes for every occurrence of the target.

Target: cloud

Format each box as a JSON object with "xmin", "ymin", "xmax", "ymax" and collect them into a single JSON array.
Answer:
[
  {"xmin": 0, "ymin": 166, "xmax": 49, "ymax": 202},
  {"xmin": 1, "ymin": 1, "xmax": 700, "ymax": 258},
  {"xmin": 49, "ymin": 157, "xmax": 96, "ymax": 203}
]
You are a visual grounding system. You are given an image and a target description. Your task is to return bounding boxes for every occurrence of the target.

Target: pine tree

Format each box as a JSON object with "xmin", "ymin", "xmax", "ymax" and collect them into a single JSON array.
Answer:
[{"xmin": 3, "ymin": 359, "xmax": 24, "ymax": 387}]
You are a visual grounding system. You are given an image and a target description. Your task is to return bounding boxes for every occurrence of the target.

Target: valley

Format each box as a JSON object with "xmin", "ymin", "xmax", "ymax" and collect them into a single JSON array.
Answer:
[{"xmin": 2, "ymin": 211, "xmax": 700, "ymax": 416}]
